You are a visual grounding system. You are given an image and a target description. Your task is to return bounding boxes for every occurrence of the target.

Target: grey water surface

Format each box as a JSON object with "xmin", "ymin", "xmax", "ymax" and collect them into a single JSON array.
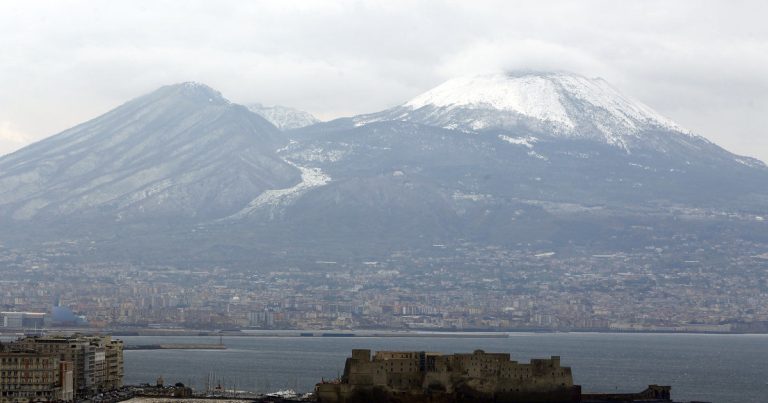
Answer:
[{"xmin": 121, "ymin": 333, "xmax": 768, "ymax": 403}]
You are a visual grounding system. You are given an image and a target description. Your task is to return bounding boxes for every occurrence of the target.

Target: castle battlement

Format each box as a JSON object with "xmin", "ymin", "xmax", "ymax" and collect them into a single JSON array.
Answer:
[{"xmin": 318, "ymin": 349, "xmax": 579, "ymax": 403}]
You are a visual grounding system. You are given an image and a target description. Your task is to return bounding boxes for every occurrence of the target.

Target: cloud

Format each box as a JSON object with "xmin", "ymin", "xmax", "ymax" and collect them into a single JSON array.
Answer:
[
  {"xmin": 0, "ymin": 0, "xmax": 766, "ymax": 161},
  {"xmin": 437, "ymin": 40, "xmax": 613, "ymax": 79}
]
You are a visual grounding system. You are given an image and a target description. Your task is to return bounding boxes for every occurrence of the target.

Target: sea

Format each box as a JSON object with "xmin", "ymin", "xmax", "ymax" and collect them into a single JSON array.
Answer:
[{"xmin": 118, "ymin": 332, "xmax": 768, "ymax": 403}]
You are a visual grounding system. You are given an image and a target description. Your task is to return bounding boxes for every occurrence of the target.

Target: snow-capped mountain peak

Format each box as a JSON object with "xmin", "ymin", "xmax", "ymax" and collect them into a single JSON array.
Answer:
[
  {"xmin": 405, "ymin": 73, "xmax": 575, "ymax": 129},
  {"xmin": 357, "ymin": 71, "xmax": 690, "ymax": 149}
]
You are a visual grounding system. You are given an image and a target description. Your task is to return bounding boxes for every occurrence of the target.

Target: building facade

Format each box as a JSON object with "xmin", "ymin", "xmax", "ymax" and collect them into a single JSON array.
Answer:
[
  {"xmin": 0, "ymin": 350, "xmax": 73, "ymax": 403},
  {"xmin": 10, "ymin": 335, "xmax": 123, "ymax": 397},
  {"xmin": 0, "ymin": 312, "xmax": 46, "ymax": 329}
]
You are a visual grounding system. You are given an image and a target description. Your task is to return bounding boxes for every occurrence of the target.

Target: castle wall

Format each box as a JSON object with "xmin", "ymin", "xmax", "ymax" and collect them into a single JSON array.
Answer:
[{"xmin": 319, "ymin": 349, "xmax": 578, "ymax": 403}]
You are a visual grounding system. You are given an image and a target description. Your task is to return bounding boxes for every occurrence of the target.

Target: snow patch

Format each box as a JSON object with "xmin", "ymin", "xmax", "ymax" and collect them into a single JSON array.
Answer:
[
  {"xmin": 734, "ymin": 157, "xmax": 767, "ymax": 168},
  {"xmin": 527, "ymin": 150, "xmax": 548, "ymax": 160},
  {"xmin": 275, "ymin": 139, "xmax": 298, "ymax": 154},
  {"xmin": 118, "ymin": 179, "xmax": 174, "ymax": 208},
  {"xmin": 452, "ymin": 191, "xmax": 491, "ymax": 202},
  {"xmin": 497, "ymin": 135, "xmax": 546, "ymax": 159},
  {"xmin": 498, "ymin": 135, "xmax": 538, "ymax": 148},
  {"xmin": 227, "ymin": 159, "xmax": 330, "ymax": 219},
  {"xmin": 287, "ymin": 147, "xmax": 347, "ymax": 163},
  {"xmin": 628, "ymin": 162, "xmax": 653, "ymax": 171}
]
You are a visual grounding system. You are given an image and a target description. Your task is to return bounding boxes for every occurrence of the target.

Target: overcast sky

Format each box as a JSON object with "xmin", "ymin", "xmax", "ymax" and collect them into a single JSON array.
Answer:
[{"xmin": 1, "ymin": 0, "xmax": 767, "ymax": 161}]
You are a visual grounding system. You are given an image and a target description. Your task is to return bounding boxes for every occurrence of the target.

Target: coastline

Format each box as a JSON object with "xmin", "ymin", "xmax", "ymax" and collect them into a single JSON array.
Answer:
[{"xmin": 4, "ymin": 328, "xmax": 768, "ymax": 339}]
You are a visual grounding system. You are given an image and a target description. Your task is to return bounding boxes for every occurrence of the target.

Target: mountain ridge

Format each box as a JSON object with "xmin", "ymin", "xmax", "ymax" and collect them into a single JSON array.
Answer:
[
  {"xmin": 0, "ymin": 82, "xmax": 300, "ymax": 222},
  {"xmin": 0, "ymin": 74, "xmax": 766, "ymax": 266}
]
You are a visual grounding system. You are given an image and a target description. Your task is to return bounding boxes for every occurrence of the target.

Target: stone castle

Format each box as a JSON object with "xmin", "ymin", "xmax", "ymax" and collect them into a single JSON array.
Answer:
[{"xmin": 316, "ymin": 349, "xmax": 580, "ymax": 403}]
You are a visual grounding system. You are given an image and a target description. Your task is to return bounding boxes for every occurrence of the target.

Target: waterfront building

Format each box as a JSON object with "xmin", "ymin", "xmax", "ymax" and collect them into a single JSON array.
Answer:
[
  {"xmin": 10, "ymin": 335, "xmax": 123, "ymax": 397},
  {"xmin": 0, "ymin": 349, "xmax": 73, "ymax": 403},
  {"xmin": 0, "ymin": 312, "xmax": 46, "ymax": 329}
]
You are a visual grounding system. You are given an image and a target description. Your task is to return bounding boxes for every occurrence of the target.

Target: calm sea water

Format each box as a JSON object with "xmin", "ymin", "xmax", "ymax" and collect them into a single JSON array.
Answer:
[{"xmin": 119, "ymin": 333, "xmax": 767, "ymax": 403}]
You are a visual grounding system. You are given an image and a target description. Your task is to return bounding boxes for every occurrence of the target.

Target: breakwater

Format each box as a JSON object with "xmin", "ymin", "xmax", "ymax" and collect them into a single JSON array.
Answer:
[{"xmin": 124, "ymin": 343, "xmax": 227, "ymax": 350}]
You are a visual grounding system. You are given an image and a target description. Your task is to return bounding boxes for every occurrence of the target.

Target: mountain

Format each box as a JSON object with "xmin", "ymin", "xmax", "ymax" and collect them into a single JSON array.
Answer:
[
  {"xmin": 247, "ymin": 103, "xmax": 320, "ymax": 130},
  {"xmin": 203, "ymin": 73, "xmax": 766, "ymax": 261},
  {"xmin": 0, "ymin": 82, "xmax": 300, "ymax": 224},
  {"xmin": 0, "ymin": 73, "xmax": 765, "ymax": 266},
  {"xmin": 351, "ymin": 72, "xmax": 762, "ymax": 166},
  {"xmin": 354, "ymin": 72, "xmax": 687, "ymax": 145},
  {"xmin": 284, "ymin": 71, "xmax": 766, "ymax": 209}
]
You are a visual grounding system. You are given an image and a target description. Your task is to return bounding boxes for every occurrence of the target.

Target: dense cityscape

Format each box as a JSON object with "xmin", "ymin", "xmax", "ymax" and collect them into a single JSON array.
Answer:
[{"xmin": 2, "ymin": 238, "xmax": 766, "ymax": 334}]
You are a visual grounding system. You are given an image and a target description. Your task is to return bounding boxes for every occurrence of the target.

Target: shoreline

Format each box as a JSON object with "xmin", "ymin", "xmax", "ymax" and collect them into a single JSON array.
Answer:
[{"xmin": 4, "ymin": 328, "xmax": 768, "ymax": 338}]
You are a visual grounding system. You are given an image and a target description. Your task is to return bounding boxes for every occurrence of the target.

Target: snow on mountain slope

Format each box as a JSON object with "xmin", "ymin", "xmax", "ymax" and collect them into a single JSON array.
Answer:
[
  {"xmin": 226, "ymin": 156, "xmax": 331, "ymax": 220},
  {"xmin": 354, "ymin": 72, "xmax": 691, "ymax": 150},
  {"xmin": 0, "ymin": 82, "xmax": 301, "ymax": 221},
  {"xmin": 248, "ymin": 103, "xmax": 320, "ymax": 130},
  {"xmin": 406, "ymin": 74, "xmax": 574, "ymax": 130}
]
